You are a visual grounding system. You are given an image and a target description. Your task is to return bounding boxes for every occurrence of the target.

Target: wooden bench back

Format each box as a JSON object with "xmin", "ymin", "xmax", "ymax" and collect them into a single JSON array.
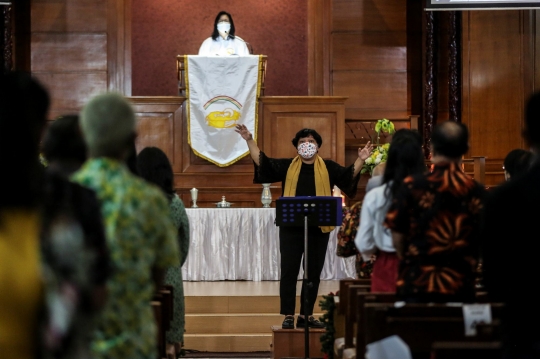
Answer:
[
  {"xmin": 362, "ymin": 302, "xmax": 504, "ymax": 355},
  {"xmin": 152, "ymin": 285, "xmax": 175, "ymax": 359},
  {"xmin": 431, "ymin": 341, "xmax": 502, "ymax": 359},
  {"xmin": 338, "ymin": 278, "xmax": 371, "ymax": 315},
  {"xmin": 344, "ymin": 285, "xmax": 371, "ymax": 347},
  {"xmin": 355, "ymin": 292, "xmax": 397, "ymax": 353}
]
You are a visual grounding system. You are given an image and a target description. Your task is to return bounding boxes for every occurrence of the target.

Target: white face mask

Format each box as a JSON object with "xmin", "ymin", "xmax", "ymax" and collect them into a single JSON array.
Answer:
[
  {"xmin": 297, "ymin": 142, "xmax": 317, "ymax": 159},
  {"xmin": 217, "ymin": 23, "xmax": 231, "ymax": 34}
]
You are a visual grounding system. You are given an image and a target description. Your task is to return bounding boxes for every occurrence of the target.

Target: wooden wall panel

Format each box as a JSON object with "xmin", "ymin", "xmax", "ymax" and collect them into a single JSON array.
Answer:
[
  {"xmin": 331, "ymin": 0, "xmax": 408, "ymax": 121},
  {"xmin": 129, "ymin": 97, "xmax": 185, "ymax": 173},
  {"xmin": 333, "ymin": 0, "xmax": 406, "ymax": 32},
  {"xmin": 34, "ymin": 72, "xmax": 107, "ymax": 112},
  {"xmin": 332, "ymin": 72, "xmax": 407, "ymax": 111},
  {"xmin": 267, "ymin": 115, "xmax": 338, "ymax": 160},
  {"xmin": 462, "ymin": 10, "xmax": 531, "ymax": 186},
  {"xmin": 332, "ymin": 33, "xmax": 406, "ymax": 71},
  {"xmin": 30, "ymin": 0, "xmax": 130, "ymax": 119},
  {"xmin": 308, "ymin": 0, "xmax": 331, "ymax": 95},
  {"xmin": 31, "ymin": 33, "xmax": 107, "ymax": 72},
  {"xmin": 260, "ymin": 96, "xmax": 347, "ymax": 165},
  {"xmin": 31, "ymin": 0, "xmax": 107, "ymax": 32},
  {"xmin": 135, "ymin": 114, "xmax": 174, "ymax": 161}
]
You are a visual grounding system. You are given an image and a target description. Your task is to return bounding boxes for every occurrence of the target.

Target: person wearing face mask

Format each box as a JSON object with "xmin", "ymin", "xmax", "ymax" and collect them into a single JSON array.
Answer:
[
  {"xmin": 235, "ymin": 124, "xmax": 373, "ymax": 329},
  {"xmin": 198, "ymin": 11, "xmax": 250, "ymax": 56}
]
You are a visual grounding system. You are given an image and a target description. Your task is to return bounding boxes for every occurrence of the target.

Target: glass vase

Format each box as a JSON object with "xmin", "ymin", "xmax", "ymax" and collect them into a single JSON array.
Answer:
[
  {"xmin": 261, "ymin": 183, "xmax": 272, "ymax": 208},
  {"xmin": 190, "ymin": 188, "xmax": 198, "ymax": 208}
]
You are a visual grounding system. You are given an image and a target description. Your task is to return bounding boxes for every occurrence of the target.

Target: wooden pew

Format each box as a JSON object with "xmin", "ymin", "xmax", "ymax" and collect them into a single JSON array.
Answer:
[
  {"xmin": 344, "ymin": 285, "xmax": 371, "ymax": 348},
  {"xmin": 338, "ymin": 279, "xmax": 371, "ymax": 315},
  {"xmin": 152, "ymin": 285, "xmax": 175, "ymax": 359},
  {"xmin": 151, "ymin": 300, "xmax": 165, "ymax": 359},
  {"xmin": 341, "ymin": 292, "xmax": 397, "ymax": 359},
  {"xmin": 431, "ymin": 341, "xmax": 502, "ymax": 359},
  {"xmin": 361, "ymin": 303, "xmax": 504, "ymax": 357},
  {"xmin": 355, "ymin": 292, "xmax": 397, "ymax": 357},
  {"xmin": 334, "ymin": 279, "xmax": 371, "ymax": 358}
]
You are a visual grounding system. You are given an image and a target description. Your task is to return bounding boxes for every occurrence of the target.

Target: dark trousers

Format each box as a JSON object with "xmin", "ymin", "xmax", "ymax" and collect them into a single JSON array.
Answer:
[{"xmin": 279, "ymin": 226, "xmax": 330, "ymax": 316}]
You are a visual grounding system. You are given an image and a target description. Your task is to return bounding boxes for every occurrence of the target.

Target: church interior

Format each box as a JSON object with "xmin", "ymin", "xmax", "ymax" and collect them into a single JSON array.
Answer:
[{"xmin": 1, "ymin": 1, "xmax": 538, "ymax": 359}]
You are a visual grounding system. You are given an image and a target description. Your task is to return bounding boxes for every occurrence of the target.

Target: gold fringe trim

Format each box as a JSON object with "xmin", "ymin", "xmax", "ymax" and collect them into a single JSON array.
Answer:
[{"xmin": 186, "ymin": 55, "xmax": 262, "ymax": 167}]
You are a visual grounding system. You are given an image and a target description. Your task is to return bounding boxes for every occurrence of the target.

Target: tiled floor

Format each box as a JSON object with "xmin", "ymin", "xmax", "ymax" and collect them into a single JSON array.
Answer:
[
  {"xmin": 183, "ymin": 351, "xmax": 271, "ymax": 359},
  {"xmin": 184, "ymin": 280, "xmax": 340, "ymax": 297}
]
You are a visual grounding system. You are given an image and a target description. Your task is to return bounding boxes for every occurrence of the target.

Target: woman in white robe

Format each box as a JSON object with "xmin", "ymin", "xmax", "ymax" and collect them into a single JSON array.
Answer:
[{"xmin": 198, "ymin": 11, "xmax": 250, "ymax": 56}]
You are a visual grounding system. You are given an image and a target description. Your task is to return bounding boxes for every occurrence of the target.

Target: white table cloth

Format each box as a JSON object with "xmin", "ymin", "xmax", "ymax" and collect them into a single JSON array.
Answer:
[{"xmin": 181, "ymin": 208, "xmax": 356, "ymax": 281}]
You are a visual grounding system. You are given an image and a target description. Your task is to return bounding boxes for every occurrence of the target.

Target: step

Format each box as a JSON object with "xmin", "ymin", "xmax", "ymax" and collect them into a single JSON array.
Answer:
[
  {"xmin": 270, "ymin": 325, "xmax": 325, "ymax": 359},
  {"xmin": 185, "ymin": 295, "xmax": 326, "ymax": 314},
  {"xmin": 182, "ymin": 281, "xmax": 339, "ymax": 352},
  {"xmin": 185, "ymin": 313, "xmax": 324, "ymax": 334},
  {"xmin": 184, "ymin": 333, "xmax": 272, "ymax": 352}
]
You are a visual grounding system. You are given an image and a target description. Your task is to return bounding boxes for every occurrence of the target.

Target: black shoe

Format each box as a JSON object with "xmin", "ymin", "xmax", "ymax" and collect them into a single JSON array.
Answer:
[
  {"xmin": 282, "ymin": 315, "xmax": 295, "ymax": 329},
  {"xmin": 296, "ymin": 316, "xmax": 325, "ymax": 329}
]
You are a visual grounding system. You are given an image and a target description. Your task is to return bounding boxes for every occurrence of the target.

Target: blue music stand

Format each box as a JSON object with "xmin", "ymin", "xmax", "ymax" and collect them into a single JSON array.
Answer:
[{"xmin": 276, "ymin": 196, "xmax": 342, "ymax": 359}]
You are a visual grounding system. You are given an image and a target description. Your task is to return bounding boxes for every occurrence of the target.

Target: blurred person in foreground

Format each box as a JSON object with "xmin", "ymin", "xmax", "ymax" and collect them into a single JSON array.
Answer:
[
  {"xmin": 355, "ymin": 129, "xmax": 426, "ymax": 292},
  {"xmin": 0, "ymin": 71, "xmax": 49, "ymax": 359},
  {"xmin": 502, "ymin": 148, "xmax": 533, "ymax": 182},
  {"xmin": 40, "ymin": 115, "xmax": 111, "ymax": 359},
  {"xmin": 386, "ymin": 121, "xmax": 486, "ymax": 303},
  {"xmin": 137, "ymin": 147, "xmax": 190, "ymax": 358},
  {"xmin": 72, "ymin": 93, "xmax": 180, "ymax": 359},
  {"xmin": 482, "ymin": 92, "xmax": 540, "ymax": 359}
]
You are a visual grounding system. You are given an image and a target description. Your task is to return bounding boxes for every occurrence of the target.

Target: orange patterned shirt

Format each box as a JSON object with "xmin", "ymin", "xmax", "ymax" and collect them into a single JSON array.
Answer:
[{"xmin": 385, "ymin": 162, "xmax": 486, "ymax": 302}]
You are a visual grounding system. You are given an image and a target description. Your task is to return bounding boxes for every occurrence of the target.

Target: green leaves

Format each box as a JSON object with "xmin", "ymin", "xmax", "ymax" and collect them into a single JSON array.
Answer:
[
  {"xmin": 362, "ymin": 118, "xmax": 396, "ymax": 175},
  {"xmin": 375, "ymin": 118, "xmax": 396, "ymax": 134}
]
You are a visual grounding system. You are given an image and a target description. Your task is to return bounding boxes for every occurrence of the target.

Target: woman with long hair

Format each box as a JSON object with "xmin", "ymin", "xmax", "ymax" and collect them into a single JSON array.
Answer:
[
  {"xmin": 198, "ymin": 11, "xmax": 250, "ymax": 56},
  {"xmin": 354, "ymin": 129, "xmax": 426, "ymax": 292},
  {"xmin": 137, "ymin": 147, "xmax": 190, "ymax": 358}
]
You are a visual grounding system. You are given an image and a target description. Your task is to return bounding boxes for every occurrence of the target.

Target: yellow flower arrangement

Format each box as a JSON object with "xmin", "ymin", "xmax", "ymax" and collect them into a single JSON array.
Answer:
[{"xmin": 361, "ymin": 118, "xmax": 395, "ymax": 175}]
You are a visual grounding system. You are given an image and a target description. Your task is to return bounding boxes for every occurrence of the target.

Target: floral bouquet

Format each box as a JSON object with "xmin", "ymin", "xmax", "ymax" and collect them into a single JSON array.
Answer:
[{"xmin": 361, "ymin": 118, "xmax": 395, "ymax": 175}]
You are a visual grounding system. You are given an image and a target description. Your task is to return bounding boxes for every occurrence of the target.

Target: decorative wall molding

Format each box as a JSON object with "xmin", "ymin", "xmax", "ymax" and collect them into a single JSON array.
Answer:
[{"xmin": 423, "ymin": 11, "xmax": 438, "ymax": 158}]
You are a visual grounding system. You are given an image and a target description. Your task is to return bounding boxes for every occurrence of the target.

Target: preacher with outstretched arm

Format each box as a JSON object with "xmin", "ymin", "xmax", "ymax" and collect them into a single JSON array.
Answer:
[{"xmin": 235, "ymin": 124, "xmax": 372, "ymax": 329}]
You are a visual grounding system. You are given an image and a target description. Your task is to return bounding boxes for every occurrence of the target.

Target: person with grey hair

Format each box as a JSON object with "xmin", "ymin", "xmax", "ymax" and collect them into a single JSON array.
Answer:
[{"xmin": 72, "ymin": 92, "xmax": 180, "ymax": 359}]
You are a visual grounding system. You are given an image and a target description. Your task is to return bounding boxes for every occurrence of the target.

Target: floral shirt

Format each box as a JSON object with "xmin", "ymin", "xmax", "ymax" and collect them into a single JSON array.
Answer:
[
  {"xmin": 72, "ymin": 158, "xmax": 179, "ymax": 359},
  {"xmin": 385, "ymin": 162, "xmax": 485, "ymax": 302}
]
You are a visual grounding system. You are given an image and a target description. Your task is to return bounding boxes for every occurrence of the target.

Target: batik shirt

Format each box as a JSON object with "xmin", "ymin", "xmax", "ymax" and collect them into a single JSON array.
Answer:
[
  {"xmin": 385, "ymin": 162, "xmax": 485, "ymax": 302},
  {"xmin": 72, "ymin": 158, "xmax": 179, "ymax": 359}
]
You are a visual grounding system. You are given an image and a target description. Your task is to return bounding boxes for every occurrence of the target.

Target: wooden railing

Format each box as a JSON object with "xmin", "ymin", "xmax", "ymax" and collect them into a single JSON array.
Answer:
[{"xmin": 464, "ymin": 156, "xmax": 486, "ymax": 185}]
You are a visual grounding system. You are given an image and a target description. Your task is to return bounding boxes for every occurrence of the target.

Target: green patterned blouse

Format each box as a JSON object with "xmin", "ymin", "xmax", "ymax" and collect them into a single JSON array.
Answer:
[{"xmin": 72, "ymin": 158, "xmax": 179, "ymax": 359}]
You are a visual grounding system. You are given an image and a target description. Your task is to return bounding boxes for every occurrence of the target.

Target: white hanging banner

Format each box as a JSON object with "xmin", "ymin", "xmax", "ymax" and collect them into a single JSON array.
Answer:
[{"xmin": 185, "ymin": 55, "xmax": 262, "ymax": 167}]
